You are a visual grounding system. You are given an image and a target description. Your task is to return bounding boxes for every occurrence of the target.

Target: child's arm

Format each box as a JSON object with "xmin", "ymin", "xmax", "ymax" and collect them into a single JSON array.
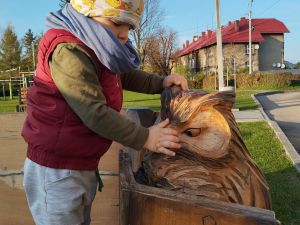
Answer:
[
  {"xmin": 50, "ymin": 43, "xmax": 148, "ymax": 150},
  {"xmin": 121, "ymin": 69, "xmax": 188, "ymax": 94},
  {"xmin": 121, "ymin": 69, "xmax": 164, "ymax": 94},
  {"xmin": 49, "ymin": 43, "xmax": 180, "ymax": 155}
]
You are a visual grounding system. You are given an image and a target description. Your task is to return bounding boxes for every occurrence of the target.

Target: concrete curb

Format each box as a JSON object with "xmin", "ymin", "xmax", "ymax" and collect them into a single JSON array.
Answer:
[
  {"xmin": 252, "ymin": 92, "xmax": 300, "ymax": 173},
  {"xmin": 233, "ymin": 110, "xmax": 265, "ymax": 123}
]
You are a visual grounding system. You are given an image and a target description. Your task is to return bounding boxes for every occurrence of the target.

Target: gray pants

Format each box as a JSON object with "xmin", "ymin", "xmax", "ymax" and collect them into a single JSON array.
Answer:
[{"xmin": 23, "ymin": 158, "xmax": 97, "ymax": 225}]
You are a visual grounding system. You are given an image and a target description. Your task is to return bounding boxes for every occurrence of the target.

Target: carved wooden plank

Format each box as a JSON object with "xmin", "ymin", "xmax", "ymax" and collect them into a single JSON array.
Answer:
[{"xmin": 120, "ymin": 152, "xmax": 279, "ymax": 225}]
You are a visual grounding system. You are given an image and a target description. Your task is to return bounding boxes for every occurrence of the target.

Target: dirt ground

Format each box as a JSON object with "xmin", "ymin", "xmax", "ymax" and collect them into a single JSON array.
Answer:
[{"xmin": 0, "ymin": 113, "xmax": 120, "ymax": 225}]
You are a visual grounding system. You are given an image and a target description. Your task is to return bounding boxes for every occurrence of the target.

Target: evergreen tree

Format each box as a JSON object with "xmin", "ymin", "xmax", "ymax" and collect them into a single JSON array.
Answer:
[
  {"xmin": 21, "ymin": 29, "xmax": 37, "ymax": 71},
  {"xmin": 0, "ymin": 25, "xmax": 21, "ymax": 72}
]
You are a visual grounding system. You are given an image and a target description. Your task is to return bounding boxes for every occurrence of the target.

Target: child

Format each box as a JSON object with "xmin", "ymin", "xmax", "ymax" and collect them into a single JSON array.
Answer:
[{"xmin": 22, "ymin": 0, "xmax": 188, "ymax": 224}]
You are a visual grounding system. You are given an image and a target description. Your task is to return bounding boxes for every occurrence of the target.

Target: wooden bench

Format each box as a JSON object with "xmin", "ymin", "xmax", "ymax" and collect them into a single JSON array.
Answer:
[{"xmin": 16, "ymin": 87, "xmax": 27, "ymax": 112}]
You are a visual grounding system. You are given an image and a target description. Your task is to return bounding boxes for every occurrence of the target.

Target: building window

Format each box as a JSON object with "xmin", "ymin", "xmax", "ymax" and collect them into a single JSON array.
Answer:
[{"xmin": 245, "ymin": 44, "xmax": 255, "ymax": 55}]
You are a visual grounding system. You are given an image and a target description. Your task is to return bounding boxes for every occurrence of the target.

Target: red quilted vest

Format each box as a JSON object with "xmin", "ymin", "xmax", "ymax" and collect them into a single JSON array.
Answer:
[{"xmin": 22, "ymin": 29, "xmax": 123, "ymax": 170}]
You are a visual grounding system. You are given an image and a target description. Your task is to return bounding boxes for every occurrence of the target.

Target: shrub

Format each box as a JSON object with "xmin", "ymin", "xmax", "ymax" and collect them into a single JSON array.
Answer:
[
  {"xmin": 173, "ymin": 66, "xmax": 300, "ymax": 90},
  {"xmin": 173, "ymin": 65, "xmax": 206, "ymax": 89},
  {"xmin": 203, "ymin": 74, "xmax": 217, "ymax": 90},
  {"xmin": 236, "ymin": 72, "xmax": 293, "ymax": 89},
  {"xmin": 202, "ymin": 72, "xmax": 300, "ymax": 90}
]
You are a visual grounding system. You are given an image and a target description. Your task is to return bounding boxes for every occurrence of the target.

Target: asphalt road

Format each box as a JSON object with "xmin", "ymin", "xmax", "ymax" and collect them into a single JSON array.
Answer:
[{"xmin": 256, "ymin": 92, "xmax": 300, "ymax": 154}]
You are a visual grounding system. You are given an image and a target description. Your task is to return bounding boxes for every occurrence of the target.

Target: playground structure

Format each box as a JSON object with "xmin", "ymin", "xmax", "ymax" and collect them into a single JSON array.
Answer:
[{"xmin": 0, "ymin": 72, "xmax": 34, "ymax": 101}]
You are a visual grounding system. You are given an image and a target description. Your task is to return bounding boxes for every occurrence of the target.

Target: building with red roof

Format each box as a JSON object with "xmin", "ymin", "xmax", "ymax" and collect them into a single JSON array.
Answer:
[{"xmin": 175, "ymin": 17, "xmax": 289, "ymax": 73}]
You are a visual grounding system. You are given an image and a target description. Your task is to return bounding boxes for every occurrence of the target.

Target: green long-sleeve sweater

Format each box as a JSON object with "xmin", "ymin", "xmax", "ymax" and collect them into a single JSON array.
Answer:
[{"xmin": 49, "ymin": 43, "xmax": 164, "ymax": 150}]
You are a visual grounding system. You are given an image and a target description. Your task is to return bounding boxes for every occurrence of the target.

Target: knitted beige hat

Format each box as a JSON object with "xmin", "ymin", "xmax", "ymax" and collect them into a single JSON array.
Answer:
[{"xmin": 70, "ymin": 0, "xmax": 144, "ymax": 29}]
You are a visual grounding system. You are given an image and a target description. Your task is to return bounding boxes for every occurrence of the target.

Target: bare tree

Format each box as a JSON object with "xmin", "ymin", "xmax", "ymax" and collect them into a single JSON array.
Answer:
[
  {"xmin": 130, "ymin": 0, "xmax": 165, "ymax": 67},
  {"xmin": 146, "ymin": 28, "xmax": 177, "ymax": 76}
]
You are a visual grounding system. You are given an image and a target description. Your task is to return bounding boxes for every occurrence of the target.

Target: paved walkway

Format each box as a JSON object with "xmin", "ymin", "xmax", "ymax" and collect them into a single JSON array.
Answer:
[
  {"xmin": 233, "ymin": 110, "xmax": 264, "ymax": 122},
  {"xmin": 255, "ymin": 91, "xmax": 300, "ymax": 172},
  {"xmin": 256, "ymin": 92, "xmax": 300, "ymax": 154},
  {"xmin": 0, "ymin": 113, "xmax": 119, "ymax": 225}
]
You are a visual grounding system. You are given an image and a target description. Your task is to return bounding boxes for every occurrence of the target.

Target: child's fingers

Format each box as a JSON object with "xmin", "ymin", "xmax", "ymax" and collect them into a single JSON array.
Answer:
[
  {"xmin": 156, "ymin": 146, "xmax": 176, "ymax": 157},
  {"xmin": 177, "ymin": 79, "xmax": 188, "ymax": 90},
  {"xmin": 161, "ymin": 128, "xmax": 179, "ymax": 136},
  {"xmin": 156, "ymin": 140, "xmax": 181, "ymax": 149},
  {"xmin": 181, "ymin": 80, "xmax": 188, "ymax": 90},
  {"xmin": 158, "ymin": 118, "xmax": 170, "ymax": 128},
  {"xmin": 158, "ymin": 135, "xmax": 180, "ymax": 143}
]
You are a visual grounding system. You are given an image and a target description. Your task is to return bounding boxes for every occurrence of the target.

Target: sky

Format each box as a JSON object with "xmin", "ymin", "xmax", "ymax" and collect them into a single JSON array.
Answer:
[{"xmin": 0, "ymin": 0, "xmax": 299, "ymax": 63}]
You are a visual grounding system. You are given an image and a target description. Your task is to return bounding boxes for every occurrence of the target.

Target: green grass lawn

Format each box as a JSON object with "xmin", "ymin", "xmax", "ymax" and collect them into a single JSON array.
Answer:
[
  {"xmin": 123, "ymin": 90, "xmax": 259, "ymax": 111},
  {"xmin": 0, "ymin": 90, "xmax": 276, "ymax": 113},
  {"xmin": 123, "ymin": 90, "xmax": 161, "ymax": 111},
  {"xmin": 239, "ymin": 121, "xmax": 300, "ymax": 225},
  {"xmin": 0, "ymin": 97, "xmax": 18, "ymax": 112},
  {"xmin": 235, "ymin": 90, "xmax": 258, "ymax": 110},
  {"xmin": 1, "ymin": 87, "xmax": 298, "ymax": 113}
]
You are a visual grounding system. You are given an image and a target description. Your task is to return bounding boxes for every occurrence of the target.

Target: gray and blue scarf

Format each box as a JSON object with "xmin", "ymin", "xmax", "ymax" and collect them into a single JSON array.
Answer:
[{"xmin": 46, "ymin": 3, "xmax": 140, "ymax": 74}]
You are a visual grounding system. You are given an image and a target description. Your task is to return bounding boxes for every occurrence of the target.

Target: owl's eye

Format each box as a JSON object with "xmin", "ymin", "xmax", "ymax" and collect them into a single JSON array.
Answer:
[{"xmin": 184, "ymin": 128, "xmax": 202, "ymax": 137}]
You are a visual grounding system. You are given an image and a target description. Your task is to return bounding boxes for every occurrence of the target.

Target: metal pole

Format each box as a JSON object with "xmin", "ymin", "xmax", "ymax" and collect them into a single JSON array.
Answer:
[
  {"xmin": 22, "ymin": 74, "xmax": 25, "ymax": 88},
  {"xmin": 215, "ymin": 72, "xmax": 217, "ymax": 90},
  {"xmin": 9, "ymin": 78, "xmax": 13, "ymax": 100},
  {"xmin": 233, "ymin": 58, "xmax": 237, "ymax": 91},
  {"xmin": 226, "ymin": 63, "xmax": 229, "ymax": 86},
  {"xmin": 2, "ymin": 82, "xmax": 5, "ymax": 101},
  {"xmin": 249, "ymin": 0, "xmax": 253, "ymax": 74},
  {"xmin": 215, "ymin": 0, "xmax": 224, "ymax": 89},
  {"xmin": 24, "ymin": 77, "xmax": 28, "ymax": 88}
]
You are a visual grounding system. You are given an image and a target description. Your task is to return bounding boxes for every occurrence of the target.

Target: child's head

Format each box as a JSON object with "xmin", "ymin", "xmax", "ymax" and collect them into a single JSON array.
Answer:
[{"xmin": 71, "ymin": 0, "xmax": 144, "ymax": 30}]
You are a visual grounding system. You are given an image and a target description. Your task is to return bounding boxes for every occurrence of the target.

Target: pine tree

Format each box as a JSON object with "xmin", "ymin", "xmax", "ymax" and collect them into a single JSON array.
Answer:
[
  {"xmin": 21, "ymin": 29, "xmax": 37, "ymax": 71},
  {"xmin": 0, "ymin": 25, "xmax": 21, "ymax": 72}
]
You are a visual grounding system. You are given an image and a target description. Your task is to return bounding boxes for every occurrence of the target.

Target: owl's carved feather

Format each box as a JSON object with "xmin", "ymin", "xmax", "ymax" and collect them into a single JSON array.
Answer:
[{"xmin": 143, "ymin": 87, "xmax": 272, "ymax": 209}]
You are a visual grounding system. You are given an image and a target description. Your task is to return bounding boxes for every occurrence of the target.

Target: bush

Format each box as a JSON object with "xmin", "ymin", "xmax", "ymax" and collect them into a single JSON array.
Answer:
[
  {"xmin": 173, "ymin": 66, "xmax": 300, "ymax": 90},
  {"xmin": 236, "ymin": 72, "xmax": 293, "ymax": 89},
  {"xmin": 201, "ymin": 72, "xmax": 299, "ymax": 90},
  {"xmin": 202, "ymin": 74, "xmax": 216, "ymax": 90},
  {"xmin": 173, "ymin": 65, "xmax": 206, "ymax": 89}
]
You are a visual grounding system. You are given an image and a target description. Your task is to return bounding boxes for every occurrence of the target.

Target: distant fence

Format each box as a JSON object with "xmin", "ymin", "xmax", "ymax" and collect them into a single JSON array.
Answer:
[{"xmin": 0, "ymin": 72, "xmax": 34, "ymax": 100}]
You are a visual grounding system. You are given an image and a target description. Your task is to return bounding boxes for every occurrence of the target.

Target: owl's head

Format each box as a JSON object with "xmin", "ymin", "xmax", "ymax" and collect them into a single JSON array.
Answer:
[{"xmin": 161, "ymin": 87, "xmax": 236, "ymax": 159}]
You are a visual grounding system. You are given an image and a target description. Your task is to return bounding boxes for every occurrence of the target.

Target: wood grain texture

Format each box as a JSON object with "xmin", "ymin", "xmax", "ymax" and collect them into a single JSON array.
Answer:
[
  {"xmin": 143, "ymin": 87, "xmax": 272, "ymax": 210},
  {"xmin": 120, "ymin": 152, "xmax": 279, "ymax": 225}
]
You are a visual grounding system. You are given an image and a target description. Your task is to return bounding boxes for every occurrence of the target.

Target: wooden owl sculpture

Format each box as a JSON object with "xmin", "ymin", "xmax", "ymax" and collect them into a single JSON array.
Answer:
[{"xmin": 143, "ymin": 87, "xmax": 272, "ymax": 210}]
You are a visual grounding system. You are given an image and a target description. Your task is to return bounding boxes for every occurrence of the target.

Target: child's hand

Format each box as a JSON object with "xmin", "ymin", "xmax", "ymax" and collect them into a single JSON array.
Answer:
[
  {"xmin": 163, "ymin": 74, "xmax": 188, "ymax": 91},
  {"xmin": 143, "ymin": 119, "xmax": 181, "ymax": 156}
]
